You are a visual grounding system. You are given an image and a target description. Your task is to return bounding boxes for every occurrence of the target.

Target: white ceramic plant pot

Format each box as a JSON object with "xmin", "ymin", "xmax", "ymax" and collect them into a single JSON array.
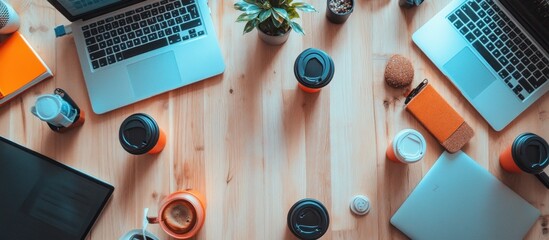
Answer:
[{"xmin": 257, "ymin": 28, "xmax": 291, "ymax": 45}]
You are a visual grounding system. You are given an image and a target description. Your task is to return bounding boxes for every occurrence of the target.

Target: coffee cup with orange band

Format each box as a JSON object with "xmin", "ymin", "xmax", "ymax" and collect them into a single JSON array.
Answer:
[
  {"xmin": 499, "ymin": 132, "xmax": 549, "ymax": 189},
  {"xmin": 386, "ymin": 129, "xmax": 427, "ymax": 164},
  {"xmin": 294, "ymin": 48, "xmax": 335, "ymax": 93},
  {"xmin": 119, "ymin": 113, "xmax": 166, "ymax": 155},
  {"xmin": 147, "ymin": 190, "xmax": 206, "ymax": 239}
]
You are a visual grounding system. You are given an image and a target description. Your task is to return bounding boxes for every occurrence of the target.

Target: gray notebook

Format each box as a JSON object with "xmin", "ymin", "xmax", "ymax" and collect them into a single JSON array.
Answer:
[{"xmin": 391, "ymin": 151, "xmax": 540, "ymax": 240}]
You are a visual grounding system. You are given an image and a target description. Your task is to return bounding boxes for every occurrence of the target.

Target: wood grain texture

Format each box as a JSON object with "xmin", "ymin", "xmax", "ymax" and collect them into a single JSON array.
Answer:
[{"xmin": 1, "ymin": 0, "xmax": 548, "ymax": 239}]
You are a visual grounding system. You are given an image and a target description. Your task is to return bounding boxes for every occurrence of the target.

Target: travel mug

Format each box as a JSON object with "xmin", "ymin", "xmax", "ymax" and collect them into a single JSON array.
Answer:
[
  {"xmin": 0, "ymin": 1, "xmax": 19, "ymax": 34},
  {"xmin": 499, "ymin": 132, "xmax": 549, "ymax": 189},
  {"xmin": 287, "ymin": 198, "xmax": 330, "ymax": 240},
  {"xmin": 147, "ymin": 190, "xmax": 206, "ymax": 239},
  {"xmin": 119, "ymin": 113, "xmax": 166, "ymax": 155},
  {"xmin": 31, "ymin": 89, "xmax": 85, "ymax": 132},
  {"xmin": 386, "ymin": 129, "xmax": 427, "ymax": 164},
  {"xmin": 294, "ymin": 48, "xmax": 335, "ymax": 93}
]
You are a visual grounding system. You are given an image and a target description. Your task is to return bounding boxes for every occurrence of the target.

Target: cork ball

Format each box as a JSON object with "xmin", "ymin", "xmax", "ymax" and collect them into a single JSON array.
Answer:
[{"xmin": 384, "ymin": 55, "xmax": 414, "ymax": 88}]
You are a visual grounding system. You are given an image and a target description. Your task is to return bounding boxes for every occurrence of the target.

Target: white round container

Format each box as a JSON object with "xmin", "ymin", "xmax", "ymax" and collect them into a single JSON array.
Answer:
[{"xmin": 387, "ymin": 129, "xmax": 427, "ymax": 164}]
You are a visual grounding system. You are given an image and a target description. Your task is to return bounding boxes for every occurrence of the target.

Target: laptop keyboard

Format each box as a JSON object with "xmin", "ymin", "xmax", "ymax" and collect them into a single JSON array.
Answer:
[
  {"xmin": 81, "ymin": 0, "xmax": 206, "ymax": 70},
  {"xmin": 447, "ymin": 0, "xmax": 549, "ymax": 101}
]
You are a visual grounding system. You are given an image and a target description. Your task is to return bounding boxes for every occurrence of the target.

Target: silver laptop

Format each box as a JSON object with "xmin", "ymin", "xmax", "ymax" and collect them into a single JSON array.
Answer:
[
  {"xmin": 47, "ymin": 0, "xmax": 225, "ymax": 114},
  {"xmin": 391, "ymin": 151, "xmax": 540, "ymax": 240},
  {"xmin": 413, "ymin": 0, "xmax": 549, "ymax": 131}
]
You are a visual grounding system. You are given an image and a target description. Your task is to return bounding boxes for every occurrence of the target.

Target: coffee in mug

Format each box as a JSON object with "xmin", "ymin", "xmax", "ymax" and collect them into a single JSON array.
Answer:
[
  {"xmin": 162, "ymin": 200, "xmax": 196, "ymax": 234},
  {"xmin": 147, "ymin": 191, "xmax": 206, "ymax": 239},
  {"xmin": 499, "ymin": 132, "xmax": 549, "ymax": 189},
  {"xmin": 386, "ymin": 129, "xmax": 427, "ymax": 164}
]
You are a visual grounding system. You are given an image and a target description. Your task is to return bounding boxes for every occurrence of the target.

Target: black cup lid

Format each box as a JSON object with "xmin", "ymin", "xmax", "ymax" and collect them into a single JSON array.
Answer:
[
  {"xmin": 119, "ymin": 113, "xmax": 160, "ymax": 155},
  {"xmin": 512, "ymin": 132, "xmax": 549, "ymax": 174},
  {"xmin": 287, "ymin": 198, "xmax": 329, "ymax": 240},
  {"xmin": 294, "ymin": 48, "xmax": 335, "ymax": 89}
]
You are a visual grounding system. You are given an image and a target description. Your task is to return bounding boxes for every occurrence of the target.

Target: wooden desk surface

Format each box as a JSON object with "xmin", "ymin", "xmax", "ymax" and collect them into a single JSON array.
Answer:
[{"xmin": 1, "ymin": 0, "xmax": 548, "ymax": 239}]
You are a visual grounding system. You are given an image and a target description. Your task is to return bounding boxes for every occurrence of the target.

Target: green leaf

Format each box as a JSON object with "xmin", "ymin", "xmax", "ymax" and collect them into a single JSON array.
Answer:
[
  {"xmin": 243, "ymin": 0, "xmax": 258, "ymax": 4},
  {"xmin": 292, "ymin": 2, "xmax": 317, "ymax": 12},
  {"xmin": 287, "ymin": 8, "xmax": 299, "ymax": 19},
  {"xmin": 262, "ymin": 1, "xmax": 272, "ymax": 9},
  {"xmin": 234, "ymin": 2, "xmax": 252, "ymax": 11},
  {"xmin": 234, "ymin": 2, "xmax": 262, "ymax": 13},
  {"xmin": 290, "ymin": 21, "xmax": 304, "ymax": 35},
  {"xmin": 236, "ymin": 12, "xmax": 260, "ymax": 22},
  {"xmin": 271, "ymin": 15, "xmax": 283, "ymax": 28},
  {"xmin": 273, "ymin": 7, "xmax": 290, "ymax": 21},
  {"xmin": 271, "ymin": 9, "xmax": 284, "ymax": 24},
  {"xmin": 258, "ymin": 9, "xmax": 272, "ymax": 22},
  {"xmin": 245, "ymin": 5, "xmax": 262, "ymax": 14},
  {"xmin": 243, "ymin": 19, "xmax": 259, "ymax": 34}
]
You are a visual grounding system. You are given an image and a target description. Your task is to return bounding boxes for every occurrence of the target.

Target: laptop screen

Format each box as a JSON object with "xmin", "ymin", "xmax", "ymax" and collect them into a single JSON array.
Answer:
[
  {"xmin": 47, "ymin": 0, "xmax": 140, "ymax": 21},
  {"xmin": 0, "ymin": 137, "xmax": 114, "ymax": 240},
  {"xmin": 500, "ymin": 0, "xmax": 549, "ymax": 52},
  {"xmin": 56, "ymin": 0, "xmax": 122, "ymax": 16}
]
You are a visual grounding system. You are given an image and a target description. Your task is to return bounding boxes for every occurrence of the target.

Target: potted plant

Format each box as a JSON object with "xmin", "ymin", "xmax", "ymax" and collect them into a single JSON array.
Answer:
[
  {"xmin": 326, "ymin": 0, "xmax": 354, "ymax": 24},
  {"xmin": 234, "ymin": 0, "xmax": 316, "ymax": 45}
]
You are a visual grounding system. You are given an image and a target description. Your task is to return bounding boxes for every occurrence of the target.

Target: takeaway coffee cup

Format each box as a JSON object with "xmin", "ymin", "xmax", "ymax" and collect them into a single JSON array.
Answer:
[
  {"xmin": 0, "ymin": 1, "xmax": 19, "ymax": 34},
  {"xmin": 119, "ymin": 113, "xmax": 166, "ymax": 155},
  {"xmin": 386, "ymin": 129, "xmax": 427, "ymax": 164},
  {"xmin": 147, "ymin": 190, "xmax": 206, "ymax": 239},
  {"xmin": 499, "ymin": 132, "xmax": 549, "ymax": 189},
  {"xmin": 287, "ymin": 198, "xmax": 330, "ymax": 240},
  {"xmin": 294, "ymin": 48, "xmax": 335, "ymax": 93}
]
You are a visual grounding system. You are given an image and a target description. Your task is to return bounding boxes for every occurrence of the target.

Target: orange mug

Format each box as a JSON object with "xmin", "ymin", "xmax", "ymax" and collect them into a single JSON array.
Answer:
[{"xmin": 147, "ymin": 190, "xmax": 206, "ymax": 239}]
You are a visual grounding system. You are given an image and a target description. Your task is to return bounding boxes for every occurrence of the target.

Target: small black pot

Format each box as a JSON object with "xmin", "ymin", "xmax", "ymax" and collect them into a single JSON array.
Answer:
[
  {"xmin": 399, "ymin": 0, "xmax": 424, "ymax": 8},
  {"xmin": 326, "ymin": 0, "xmax": 354, "ymax": 24}
]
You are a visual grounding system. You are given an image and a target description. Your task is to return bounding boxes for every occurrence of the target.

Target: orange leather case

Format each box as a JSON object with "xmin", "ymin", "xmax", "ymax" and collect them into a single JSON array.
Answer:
[{"xmin": 405, "ymin": 82, "xmax": 473, "ymax": 153}]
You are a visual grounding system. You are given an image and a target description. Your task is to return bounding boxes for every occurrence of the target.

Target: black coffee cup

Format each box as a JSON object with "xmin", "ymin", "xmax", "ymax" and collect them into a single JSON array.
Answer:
[
  {"xmin": 287, "ymin": 198, "xmax": 330, "ymax": 240},
  {"xmin": 499, "ymin": 133, "xmax": 549, "ymax": 189},
  {"xmin": 294, "ymin": 48, "xmax": 335, "ymax": 93},
  {"xmin": 119, "ymin": 113, "xmax": 167, "ymax": 155}
]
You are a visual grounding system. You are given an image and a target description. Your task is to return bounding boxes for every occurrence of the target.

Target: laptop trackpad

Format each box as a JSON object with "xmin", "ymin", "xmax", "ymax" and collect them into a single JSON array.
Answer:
[
  {"xmin": 127, "ymin": 51, "xmax": 182, "ymax": 98},
  {"xmin": 443, "ymin": 47, "xmax": 496, "ymax": 99}
]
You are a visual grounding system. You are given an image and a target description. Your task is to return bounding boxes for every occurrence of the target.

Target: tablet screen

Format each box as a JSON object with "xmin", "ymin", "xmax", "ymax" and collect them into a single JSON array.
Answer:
[{"xmin": 0, "ymin": 137, "xmax": 114, "ymax": 240}]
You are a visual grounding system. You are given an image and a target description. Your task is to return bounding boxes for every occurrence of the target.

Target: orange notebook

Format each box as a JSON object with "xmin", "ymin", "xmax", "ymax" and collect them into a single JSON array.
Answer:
[{"xmin": 0, "ymin": 32, "xmax": 52, "ymax": 104}]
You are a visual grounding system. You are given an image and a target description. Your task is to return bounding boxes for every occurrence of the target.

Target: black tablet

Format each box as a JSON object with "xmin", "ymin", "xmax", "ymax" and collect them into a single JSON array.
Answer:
[{"xmin": 0, "ymin": 136, "xmax": 114, "ymax": 240}]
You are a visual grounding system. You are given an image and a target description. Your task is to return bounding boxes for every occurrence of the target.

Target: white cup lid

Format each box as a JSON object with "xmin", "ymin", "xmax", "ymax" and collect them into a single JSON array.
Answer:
[
  {"xmin": 34, "ymin": 95, "xmax": 62, "ymax": 121},
  {"xmin": 350, "ymin": 195, "xmax": 370, "ymax": 215},
  {"xmin": 393, "ymin": 129, "xmax": 426, "ymax": 163}
]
